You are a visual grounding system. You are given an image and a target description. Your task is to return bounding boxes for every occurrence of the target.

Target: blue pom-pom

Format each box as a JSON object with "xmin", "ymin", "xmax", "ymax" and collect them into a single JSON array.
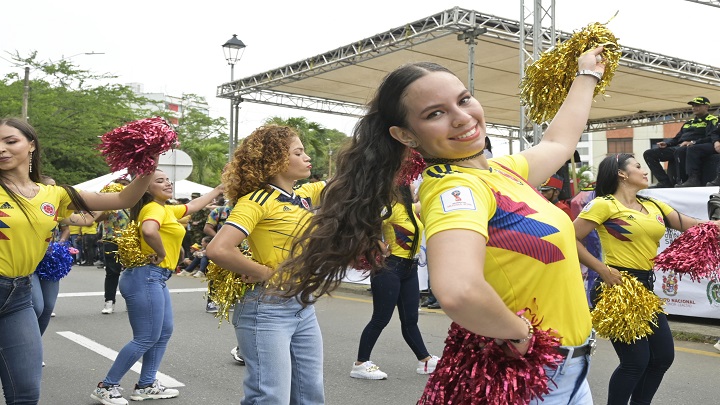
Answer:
[{"xmin": 35, "ymin": 242, "xmax": 74, "ymax": 281}]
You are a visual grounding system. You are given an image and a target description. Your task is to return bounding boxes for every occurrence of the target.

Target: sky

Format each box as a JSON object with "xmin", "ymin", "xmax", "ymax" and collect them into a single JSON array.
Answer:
[{"xmin": 2, "ymin": 0, "xmax": 719, "ymax": 156}]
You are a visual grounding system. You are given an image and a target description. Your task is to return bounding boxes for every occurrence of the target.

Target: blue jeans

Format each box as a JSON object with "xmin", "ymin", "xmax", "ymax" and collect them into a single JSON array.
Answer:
[
  {"xmin": 103, "ymin": 265, "xmax": 174, "ymax": 387},
  {"xmin": 185, "ymin": 255, "xmax": 208, "ymax": 272},
  {"xmin": 357, "ymin": 255, "xmax": 430, "ymax": 362},
  {"xmin": 233, "ymin": 286, "xmax": 324, "ymax": 405},
  {"xmin": 30, "ymin": 273, "xmax": 59, "ymax": 335},
  {"xmin": 529, "ymin": 334, "xmax": 594, "ymax": 405},
  {"xmin": 0, "ymin": 275, "xmax": 43, "ymax": 405}
]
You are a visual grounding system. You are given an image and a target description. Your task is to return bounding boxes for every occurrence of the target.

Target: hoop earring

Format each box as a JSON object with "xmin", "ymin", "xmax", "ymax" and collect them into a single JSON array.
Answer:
[{"xmin": 29, "ymin": 152, "xmax": 33, "ymax": 173}]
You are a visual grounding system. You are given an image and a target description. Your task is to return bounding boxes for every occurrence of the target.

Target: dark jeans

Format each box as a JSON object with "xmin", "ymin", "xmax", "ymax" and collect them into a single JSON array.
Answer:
[
  {"xmin": 643, "ymin": 146, "xmax": 681, "ymax": 184},
  {"xmin": 0, "ymin": 275, "xmax": 42, "ymax": 405},
  {"xmin": 591, "ymin": 269, "xmax": 674, "ymax": 405},
  {"xmin": 185, "ymin": 256, "xmax": 209, "ymax": 273},
  {"xmin": 104, "ymin": 242, "xmax": 122, "ymax": 303},
  {"xmin": 82, "ymin": 233, "xmax": 98, "ymax": 264},
  {"xmin": 685, "ymin": 142, "xmax": 718, "ymax": 177},
  {"xmin": 357, "ymin": 255, "xmax": 430, "ymax": 362}
]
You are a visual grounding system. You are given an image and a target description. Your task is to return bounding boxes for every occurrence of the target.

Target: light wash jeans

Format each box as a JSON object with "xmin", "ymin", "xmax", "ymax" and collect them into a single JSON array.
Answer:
[
  {"xmin": 529, "ymin": 333, "xmax": 594, "ymax": 405},
  {"xmin": 0, "ymin": 275, "xmax": 42, "ymax": 405},
  {"xmin": 30, "ymin": 273, "xmax": 59, "ymax": 335},
  {"xmin": 233, "ymin": 286, "xmax": 325, "ymax": 405},
  {"xmin": 103, "ymin": 265, "xmax": 174, "ymax": 387}
]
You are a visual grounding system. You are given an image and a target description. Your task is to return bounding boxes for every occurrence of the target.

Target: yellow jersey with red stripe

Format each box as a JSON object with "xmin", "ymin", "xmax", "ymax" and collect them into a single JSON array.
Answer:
[
  {"xmin": 226, "ymin": 182, "xmax": 325, "ymax": 271},
  {"xmin": 0, "ymin": 184, "xmax": 73, "ymax": 277},
  {"xmin": 419, "ymin": 154, "xmax": 591, "ymax": 346},
  {"xmin": 383, "ymin": 202, "xmax": 424, "ymax": 260},
  {"xmin": 138, "ymin": 202, "xmax": 188, "ymax": 270},
  {"xmin": 577, "ymin": 195, "xmax": 673, "ymax": 270}
]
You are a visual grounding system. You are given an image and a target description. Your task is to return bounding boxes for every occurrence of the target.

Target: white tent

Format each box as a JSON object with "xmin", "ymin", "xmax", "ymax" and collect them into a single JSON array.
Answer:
[{"xmin": 73, "ymin": 169, "xmax": 213, "ymax": 199}]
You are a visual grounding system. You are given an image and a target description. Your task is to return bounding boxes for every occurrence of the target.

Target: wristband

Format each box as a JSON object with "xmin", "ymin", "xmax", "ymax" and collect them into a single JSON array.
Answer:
[
  {"xmin": 508, "ymin": 315, "xmax": 534, "ymax": 344},
  {"xmin": 576, "ymin": 70, "xmax": 603, "ymax": 82}
]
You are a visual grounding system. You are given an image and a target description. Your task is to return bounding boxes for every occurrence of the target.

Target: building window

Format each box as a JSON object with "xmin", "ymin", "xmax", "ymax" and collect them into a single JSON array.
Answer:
[
  {"xmin": 167, "ymin": 103, "xmax": 179, "ymax": 112},
  {"xmin": 170, "ymin": 117, "xmax": 179, "ymax": 125},
  {"xmin": 607, "ymin": 138, "xmax": 633, "ymax": 154}
]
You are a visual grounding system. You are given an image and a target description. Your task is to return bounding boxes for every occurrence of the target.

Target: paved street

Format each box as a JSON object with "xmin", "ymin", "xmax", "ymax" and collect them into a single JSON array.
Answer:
[{"xmin": 35, "ymin": 266, "xmax": 720, "ymax": 404}]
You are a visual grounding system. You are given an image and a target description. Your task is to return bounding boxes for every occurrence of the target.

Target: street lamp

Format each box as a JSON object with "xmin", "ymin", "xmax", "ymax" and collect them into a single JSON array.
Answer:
[
  {"xmin": 21, "ymin": 51, "xmax": 104, "ymax": 120},
  {"xmin": 222, "ymin": 34, "xmax": 246, "ymax": 160}
]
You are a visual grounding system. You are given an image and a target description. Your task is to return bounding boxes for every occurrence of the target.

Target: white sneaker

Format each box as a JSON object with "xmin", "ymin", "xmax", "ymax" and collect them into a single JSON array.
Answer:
[
  {"xmin": 230, "ymin": 346, "xmax": 246, "ymax": 365},
  {"xmin": 177, "ymin": 270, "xmax": 194, "ymax": 277},
  {"xmin": 50, "ymin": 312, "xmax": 56, "ymax": 317},
  {"xmin": 205, "ymin": 302, "xmax": 219, "ymax": 313},
  {"xmin": 416, "ymin": 355, "xmax": 440, "ymax": 375},
  {"xmin": 101, "ymin": 300, "xmax": 114, "ymax": 314},
  {"xmin": 350, "ymin": 361, "xmax": 388, "ymax": 380},
  {"xmin": 91, "ymin": 383, "xmax": 128, "ymax": 405},
  {"xmin": 129, "ymin": 380, "xmax": 179, "ymax": 401},
  {"xmin": 714, "ymin": 341, "xmax": 720, "ymax": 352},
  {"xmin": 193, "ymin": 271, "xmax": 206, "ymax": 278}
]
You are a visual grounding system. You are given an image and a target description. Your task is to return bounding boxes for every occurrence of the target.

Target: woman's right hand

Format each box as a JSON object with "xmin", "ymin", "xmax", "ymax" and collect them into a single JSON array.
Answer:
[
  {"xmin": 149, "ymin": 253, "xmax": 165, "ymax": 265},
  {"xmin": 578, "ymin": 46, "xmax": 606, "ymax": 77},
  {"xmin": 602, "ymin": 265, "xmax": 623, "ymax": 286}
]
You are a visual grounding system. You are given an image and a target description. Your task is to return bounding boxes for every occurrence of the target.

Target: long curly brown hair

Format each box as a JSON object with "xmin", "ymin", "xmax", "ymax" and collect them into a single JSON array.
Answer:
[
  {"xmin": 276, "ymin": 62, "xmax": 452, "ymax": 305},
  {"xmin": 223, "ymin": 125, "xmax": 299, "ymax": 203}
]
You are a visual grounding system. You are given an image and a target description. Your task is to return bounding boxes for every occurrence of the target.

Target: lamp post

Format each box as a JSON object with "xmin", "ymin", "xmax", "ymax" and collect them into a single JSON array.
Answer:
[
  {"xmin": 222, "ymin": 34, "xmax": 246, "ymax": 161},
  {"xmin": 22, "ymin": 51, "xmax": 103, "ymax": 121}
]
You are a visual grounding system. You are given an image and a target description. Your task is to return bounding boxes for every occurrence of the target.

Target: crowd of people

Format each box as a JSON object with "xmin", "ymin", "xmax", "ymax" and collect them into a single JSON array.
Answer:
[{"xmin": 2, "ymin": 47, "xmax": 720, "ymax": 405}]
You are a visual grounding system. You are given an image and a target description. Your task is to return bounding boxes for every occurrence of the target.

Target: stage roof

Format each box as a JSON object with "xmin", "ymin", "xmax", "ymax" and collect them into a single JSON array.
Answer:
[{"xmin": 217, "ymin": 7, "xmax": 720, "ymax": 133}]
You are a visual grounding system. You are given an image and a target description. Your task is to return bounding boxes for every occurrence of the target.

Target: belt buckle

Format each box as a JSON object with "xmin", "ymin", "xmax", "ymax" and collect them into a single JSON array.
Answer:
[{"xmin": 588, "ymin": 336, "xmax": 597, "ymax": 357}]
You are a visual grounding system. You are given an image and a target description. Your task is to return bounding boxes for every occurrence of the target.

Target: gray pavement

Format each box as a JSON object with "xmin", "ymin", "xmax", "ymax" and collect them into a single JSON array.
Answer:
[{"xmin": 32, "ymin": 265, "xmax": 720, "ymax": 404}]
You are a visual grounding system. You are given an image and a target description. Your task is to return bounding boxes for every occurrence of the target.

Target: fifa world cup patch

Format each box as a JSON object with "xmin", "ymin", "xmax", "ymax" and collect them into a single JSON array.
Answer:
[{"xmin": 440, "ymin": 187, "xmax": 476, "ymax": 212}]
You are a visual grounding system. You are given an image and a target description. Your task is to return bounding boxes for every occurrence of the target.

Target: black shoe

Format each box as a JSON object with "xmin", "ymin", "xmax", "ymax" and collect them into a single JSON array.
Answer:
[
  {"xmin": 649, "ymin": 181, "xmax": 673, "ymax": 189},
  {"xmin": 420, "ymin": 297, "xmax": 430, "ymax": 307},
  {"xmin": 708, "ymin": 177, "xmax": 720, "ymax": 187},
  {"xmin": 676, "ymin": 176, "xmax": 702, "ymax": 187},
  {"xmin": 427, "ymin": 302, "xmax": 442, "ymax": 309}
]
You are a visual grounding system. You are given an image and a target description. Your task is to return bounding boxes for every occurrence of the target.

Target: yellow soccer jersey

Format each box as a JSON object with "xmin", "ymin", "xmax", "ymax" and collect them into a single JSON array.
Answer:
[
  {"xmin": 0, "ymin": 184, "xmax": 72, "ymax": 277},
  {"xmin": 81, "ymin": 223, "xmax": 97, "ymax": 235},
  {"xmin": 138, "ymin": 202, "xmax": 187, "ymax": 270},
  {"xmin": 578, "ymin": 195, "xmax": 673, "ymax": 270},
  {"xmin": 383, "ymin": 202, "xmax": 424, "ymax": 260},
  {"xmin": 226, "ymin": 182, "xmax": 325, "ymax": 272},
  {"xmin": 419, "ymin": 154, "xmax": 591, "ymax": 346},
  {"xmin": 68, "ymin": 225, "xmax": 82, "ymax": 235}
]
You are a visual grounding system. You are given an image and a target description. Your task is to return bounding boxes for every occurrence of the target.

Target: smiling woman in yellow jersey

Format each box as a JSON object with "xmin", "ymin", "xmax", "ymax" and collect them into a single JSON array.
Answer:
[
  {"xmin": 91, "ymin": 170, "xmax": 223, "ymax": 405},
  {"xmin": 0, "ymin": 118, "xmax": 154, "ymax": 405},
  {"xmin": 206, "ymin": 125, "xmax": 325, "ymax": 405}
]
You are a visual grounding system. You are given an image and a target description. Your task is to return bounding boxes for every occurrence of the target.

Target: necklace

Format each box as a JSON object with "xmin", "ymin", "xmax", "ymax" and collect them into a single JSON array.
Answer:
[
  {"xmin": 5, "ymin": 178, "xmax": 38, "ymax": 199},
  {"xmin": 423, "ymin": 150, "xmax": 485, "ymax": 165}
]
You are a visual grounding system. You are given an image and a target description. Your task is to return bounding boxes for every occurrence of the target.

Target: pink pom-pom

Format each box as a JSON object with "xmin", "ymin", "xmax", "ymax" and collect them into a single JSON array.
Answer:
[
  {"xmin": 653, "ymin": 223, "xmax": 720, "ymax": 282},
  {"xmin": 418, "ymin": 316, "xmax": 564, "ymax": 405},
  {"xmin": 68, "ymin": 247, "xmax": 79, "ymax": 255},
  {"xmin": 98, "ymin": 117, "xmax": 178, "ymax": 176},
  {"xmin": 395, "ymin": 149, "xmax": 426, "ymax": 186}
]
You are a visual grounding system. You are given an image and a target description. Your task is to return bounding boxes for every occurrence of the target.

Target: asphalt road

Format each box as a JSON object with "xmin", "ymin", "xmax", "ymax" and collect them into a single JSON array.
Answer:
[{"xmin": 31, "ymin": 266, "xmax": 720, "ymax": 405}]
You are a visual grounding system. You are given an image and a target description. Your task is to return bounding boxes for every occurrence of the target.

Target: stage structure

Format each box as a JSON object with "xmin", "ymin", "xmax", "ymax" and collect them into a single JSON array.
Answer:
[{"xmin": 217, "ymin": 5, "xmax": 720, "ymax": 147}]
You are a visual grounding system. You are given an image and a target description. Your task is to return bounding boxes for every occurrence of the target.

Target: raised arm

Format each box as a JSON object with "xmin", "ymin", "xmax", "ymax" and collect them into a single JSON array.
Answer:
[
  {"xmin": 76, "ymin": 173, "xmax": 154, "ymax": 212},
  {"xmin": 521, "ymin": 47, "xmax": 605, "ymax": 187},
  {"xmin": 186, "ymin": 185, "xmax": 224, "ymax": 215}
]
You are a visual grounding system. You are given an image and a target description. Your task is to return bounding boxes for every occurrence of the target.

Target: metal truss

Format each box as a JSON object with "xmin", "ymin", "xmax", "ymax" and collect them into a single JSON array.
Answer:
[
  {"xmin": 519, "ymin": 0, "xmax": 555, "ymax": 149},
  {"xmin": 217, "ymin": 6, "xmax": 720, "ymax": 132},
  {"xmin": 239, "ymin": 90, "xmax": 367, "ymax": 117},
  {"xmin": 587, "ymin": 108, "xmax": 697, "ymax": 131},
  {"xmin": 684, "ymin": 0, "xmax": 720, "ymax": 8}
]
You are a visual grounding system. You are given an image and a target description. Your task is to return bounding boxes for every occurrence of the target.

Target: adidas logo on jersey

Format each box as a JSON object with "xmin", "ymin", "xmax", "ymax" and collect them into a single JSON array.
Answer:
[
  {"xmin": 283, "ymin": 206, "xmax": 292, "ymax": 212},
  {"xmin": 0, "ymin": 202, "xmax": 13, "ymax": 209}
]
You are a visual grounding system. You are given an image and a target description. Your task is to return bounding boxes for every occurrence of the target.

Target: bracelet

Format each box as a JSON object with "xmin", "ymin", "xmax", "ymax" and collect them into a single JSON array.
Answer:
[
  {"xmin": 576, "ymin": 70, "xmax": 603, "ymax": 82},
  {"xmin": 508, "ymin": 315, "xmax": 534, "ymax": 344}
]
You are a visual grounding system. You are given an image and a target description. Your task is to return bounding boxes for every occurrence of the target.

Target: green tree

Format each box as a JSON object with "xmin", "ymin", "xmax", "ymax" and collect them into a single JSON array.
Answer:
[
  {"xmin": 0, "ymin": 52, "xmax": 153, "ymax": 184},
  {"xmin": 263, "ymin": 116, "xmax": 349, "ymax": 179}
]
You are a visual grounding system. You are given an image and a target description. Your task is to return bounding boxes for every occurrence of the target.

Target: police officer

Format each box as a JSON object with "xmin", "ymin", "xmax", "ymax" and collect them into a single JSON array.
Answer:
[{"xmin": 643, "ymin": 96, "xmax": 718, "ymax": 188}]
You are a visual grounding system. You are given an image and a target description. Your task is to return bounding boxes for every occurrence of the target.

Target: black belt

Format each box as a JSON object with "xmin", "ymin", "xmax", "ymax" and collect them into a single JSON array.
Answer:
[{"xmin": 557, "ymin": 344, "xmax": 592, "ymax": 358}]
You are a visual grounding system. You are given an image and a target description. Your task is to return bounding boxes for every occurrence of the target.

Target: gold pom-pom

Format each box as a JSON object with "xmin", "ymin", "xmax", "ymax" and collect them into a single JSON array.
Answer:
[
  {"xmin": 591, "ymin": 273, "xmax": 665, "ymax": 344},
  {"xmin": 206, "ymin": 241, "xmax": 257, "ymax": 325},
  {"xmin": 520, "ymin": 20, "xmax": 621, "ymax": 124},
  {"xmin": 115, "ymin": 221, "xmax": 150, "ymax": 268},
  {"xmin": 100, "ymin": 183, "xmax": 125, "ymax": 194}
]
